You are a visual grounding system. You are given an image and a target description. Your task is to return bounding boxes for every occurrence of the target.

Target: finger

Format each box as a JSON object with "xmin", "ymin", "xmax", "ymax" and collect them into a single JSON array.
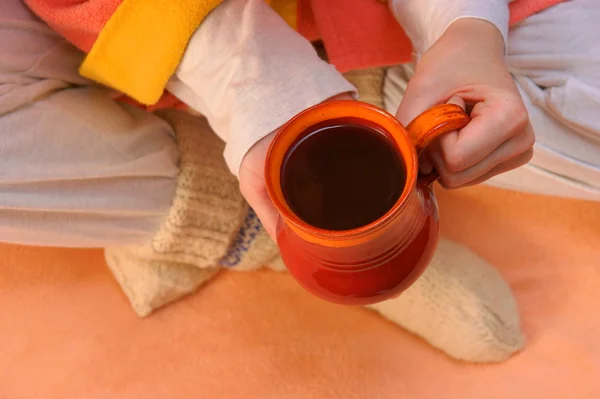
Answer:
[
  {"xmin": 427, "ymin": 95, "xmax": 466, "ymax": 159},
  {"xmin": 438, "ymin": 147, "xmax": 533, "ymax": 190},
  {"xmin": 395, "ymin": 80, "xmax": 446, "ymax": 125},
  {"xmin": 437, "ymin": 95, "xmax": 530, "ymax": 172},
  {"xmin": 239, "ymin": 178, "xmax": 280, "ymax": 240},
  {"xmin": 461, "ymin": 148, "xmax": 533, "ymax": 187},
  {"xmin": 249, "ymin": 189, "xmax": 280, "ymax": 241},
  {"xmin": 446, "ymin": 95, "xmax": 466, "ymax": 109},
  {"xmin": 238, "ymin": 132, "xmax": 279, "ymax": 240},
  {"xmin": 431, "ymin": 121, "xmax": 534, "ymax": 188},
  {"xmin": 419, "ymin": 153, "xmax": 434, "ymax": 175}
]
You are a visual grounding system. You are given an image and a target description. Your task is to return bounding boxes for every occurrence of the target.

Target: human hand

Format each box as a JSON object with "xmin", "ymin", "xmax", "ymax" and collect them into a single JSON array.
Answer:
[
  {"xmin": 397, "ymin": 18, "xmax": 535, "ymax": 188},
  {"xmin": 239, "ymin": 93, "xmax": 354, "ymax": 239}
]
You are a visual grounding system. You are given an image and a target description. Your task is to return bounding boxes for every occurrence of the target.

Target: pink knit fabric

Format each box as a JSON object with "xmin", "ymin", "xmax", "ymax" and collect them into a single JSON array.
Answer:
[
  {"xmin": 23, "ymin": 0, "xmax": 120, "ymax": 52},
  {"xmin": 298, "ymin": 0, "xmax": 568, "ymax": 72}
]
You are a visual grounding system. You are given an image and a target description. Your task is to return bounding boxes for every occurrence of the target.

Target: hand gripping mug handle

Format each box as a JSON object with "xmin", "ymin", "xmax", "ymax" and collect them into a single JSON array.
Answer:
[{"xmin": 405, "ymin": 104, "xmax": 470, "ymax": 187}]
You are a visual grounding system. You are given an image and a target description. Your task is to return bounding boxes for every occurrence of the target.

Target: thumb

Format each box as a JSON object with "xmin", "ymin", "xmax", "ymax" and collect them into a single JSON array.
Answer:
[{"xmin": 395, "ymin": 81, "xmax": 443, "ymax": 126}]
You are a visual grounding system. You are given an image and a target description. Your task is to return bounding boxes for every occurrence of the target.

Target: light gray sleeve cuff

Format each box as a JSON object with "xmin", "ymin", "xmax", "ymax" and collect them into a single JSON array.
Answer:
[
  {"xmin": 389, "ymin": 0, "xmax": 511, "ymax": 57},
  {"xmin": 166, "ymin": 0, "xmax": 356, "ymax": 176}
]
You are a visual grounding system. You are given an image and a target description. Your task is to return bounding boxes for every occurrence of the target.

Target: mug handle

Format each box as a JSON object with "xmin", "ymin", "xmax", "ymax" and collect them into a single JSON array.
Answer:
[{"xmin": 405, "ymin": 104, "xmax": 470, "ymax": 187}]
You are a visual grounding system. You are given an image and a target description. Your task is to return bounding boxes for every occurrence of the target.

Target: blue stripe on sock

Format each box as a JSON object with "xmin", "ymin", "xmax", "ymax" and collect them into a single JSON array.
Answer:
[{"xmin": 220, "ymin": 208, "xmax": 263, "ymax": 268}]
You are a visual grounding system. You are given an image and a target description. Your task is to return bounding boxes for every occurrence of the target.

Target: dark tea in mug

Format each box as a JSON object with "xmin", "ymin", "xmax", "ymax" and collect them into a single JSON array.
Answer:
[{"xmin": 280, "ymin": 118, "xmax": 407, "ymax": 231}]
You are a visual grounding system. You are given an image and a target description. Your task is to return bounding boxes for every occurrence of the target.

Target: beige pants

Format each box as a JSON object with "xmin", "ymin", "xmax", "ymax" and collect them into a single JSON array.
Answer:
[
  {"xmin": 1, "ymin": 1, "xmax": 599, "ymax": 248},
  {"xmin": 0, "ymin": 3, "xmax": 179, "ymax": 247}
]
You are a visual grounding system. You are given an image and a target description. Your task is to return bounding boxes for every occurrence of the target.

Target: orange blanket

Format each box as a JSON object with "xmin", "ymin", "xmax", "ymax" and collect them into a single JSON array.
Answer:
[{"xmin": 1, "ymin": 186, "xmax": 598, "ymax": 398}]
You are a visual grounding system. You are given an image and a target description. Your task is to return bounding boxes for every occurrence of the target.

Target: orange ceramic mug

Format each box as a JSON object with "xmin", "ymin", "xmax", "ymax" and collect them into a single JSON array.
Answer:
[{"xmin": 265, "ymin": 101, "xmax": 469, "ymax": 305}]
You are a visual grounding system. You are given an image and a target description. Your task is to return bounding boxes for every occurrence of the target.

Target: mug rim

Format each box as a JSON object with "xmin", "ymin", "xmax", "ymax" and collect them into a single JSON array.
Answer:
[{"xmin": 264, "ymin": 100, "xmax": 419, "ymax": 240}]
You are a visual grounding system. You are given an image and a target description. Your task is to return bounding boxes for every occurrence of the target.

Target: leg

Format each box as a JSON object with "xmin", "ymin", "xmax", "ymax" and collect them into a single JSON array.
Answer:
[
  {"xmin": 103, "ymin": 109, "xmax": 282, "ymax": 316},
  {"xmin": 1, "ymin": 3, "xmax": 278, "ymax": 316},
  {"xmin": 0, "ymin": 2, "xmax": 180, "ymax": 247},
  {"xmin": 491, "ymin": 0, "xmax": 600, "ymax": 200}
]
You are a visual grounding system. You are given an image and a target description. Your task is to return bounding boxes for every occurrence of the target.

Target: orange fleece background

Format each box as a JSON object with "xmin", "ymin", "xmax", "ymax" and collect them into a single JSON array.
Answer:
[{"xmin": 1, "ymin": 185, "xmax": 598, "ymax": 398}]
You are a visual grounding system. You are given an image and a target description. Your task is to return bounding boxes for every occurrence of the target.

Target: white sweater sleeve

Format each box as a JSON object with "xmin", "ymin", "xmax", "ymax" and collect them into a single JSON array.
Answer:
[
  {"xmin": 389, "ymin": 0, "xmax": 512, "ymax": 56},
  {"xmin": 166, "ymin": 0, "xmax": 356, "ymax": 176}
]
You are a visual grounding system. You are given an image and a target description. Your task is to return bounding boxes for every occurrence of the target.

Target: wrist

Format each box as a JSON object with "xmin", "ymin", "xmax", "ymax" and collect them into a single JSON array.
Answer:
[
  {"xmin": 389, "ymin": 0, "xmax": 509, "ymax": 57},
  {"xmin": 440, "ymin": 18, "xmax": 506, "ymax": 58}
]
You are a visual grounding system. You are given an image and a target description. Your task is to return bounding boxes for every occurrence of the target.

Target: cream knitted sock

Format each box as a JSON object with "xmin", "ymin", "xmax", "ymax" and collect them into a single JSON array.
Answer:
[
  {"xmin": 105, "ymin": 110, "xmax": 281, "ymax": 317},
  {"xmin": 343, "ymin": 67, "xmax": 386, "ymax": 109},
  {"xmin": 105, "ymin": 249, "xmax": 221, "ymax": 318},
  {"xmin": 366, "ymin": 238, "xmax": 524, "ymax": 362}
]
